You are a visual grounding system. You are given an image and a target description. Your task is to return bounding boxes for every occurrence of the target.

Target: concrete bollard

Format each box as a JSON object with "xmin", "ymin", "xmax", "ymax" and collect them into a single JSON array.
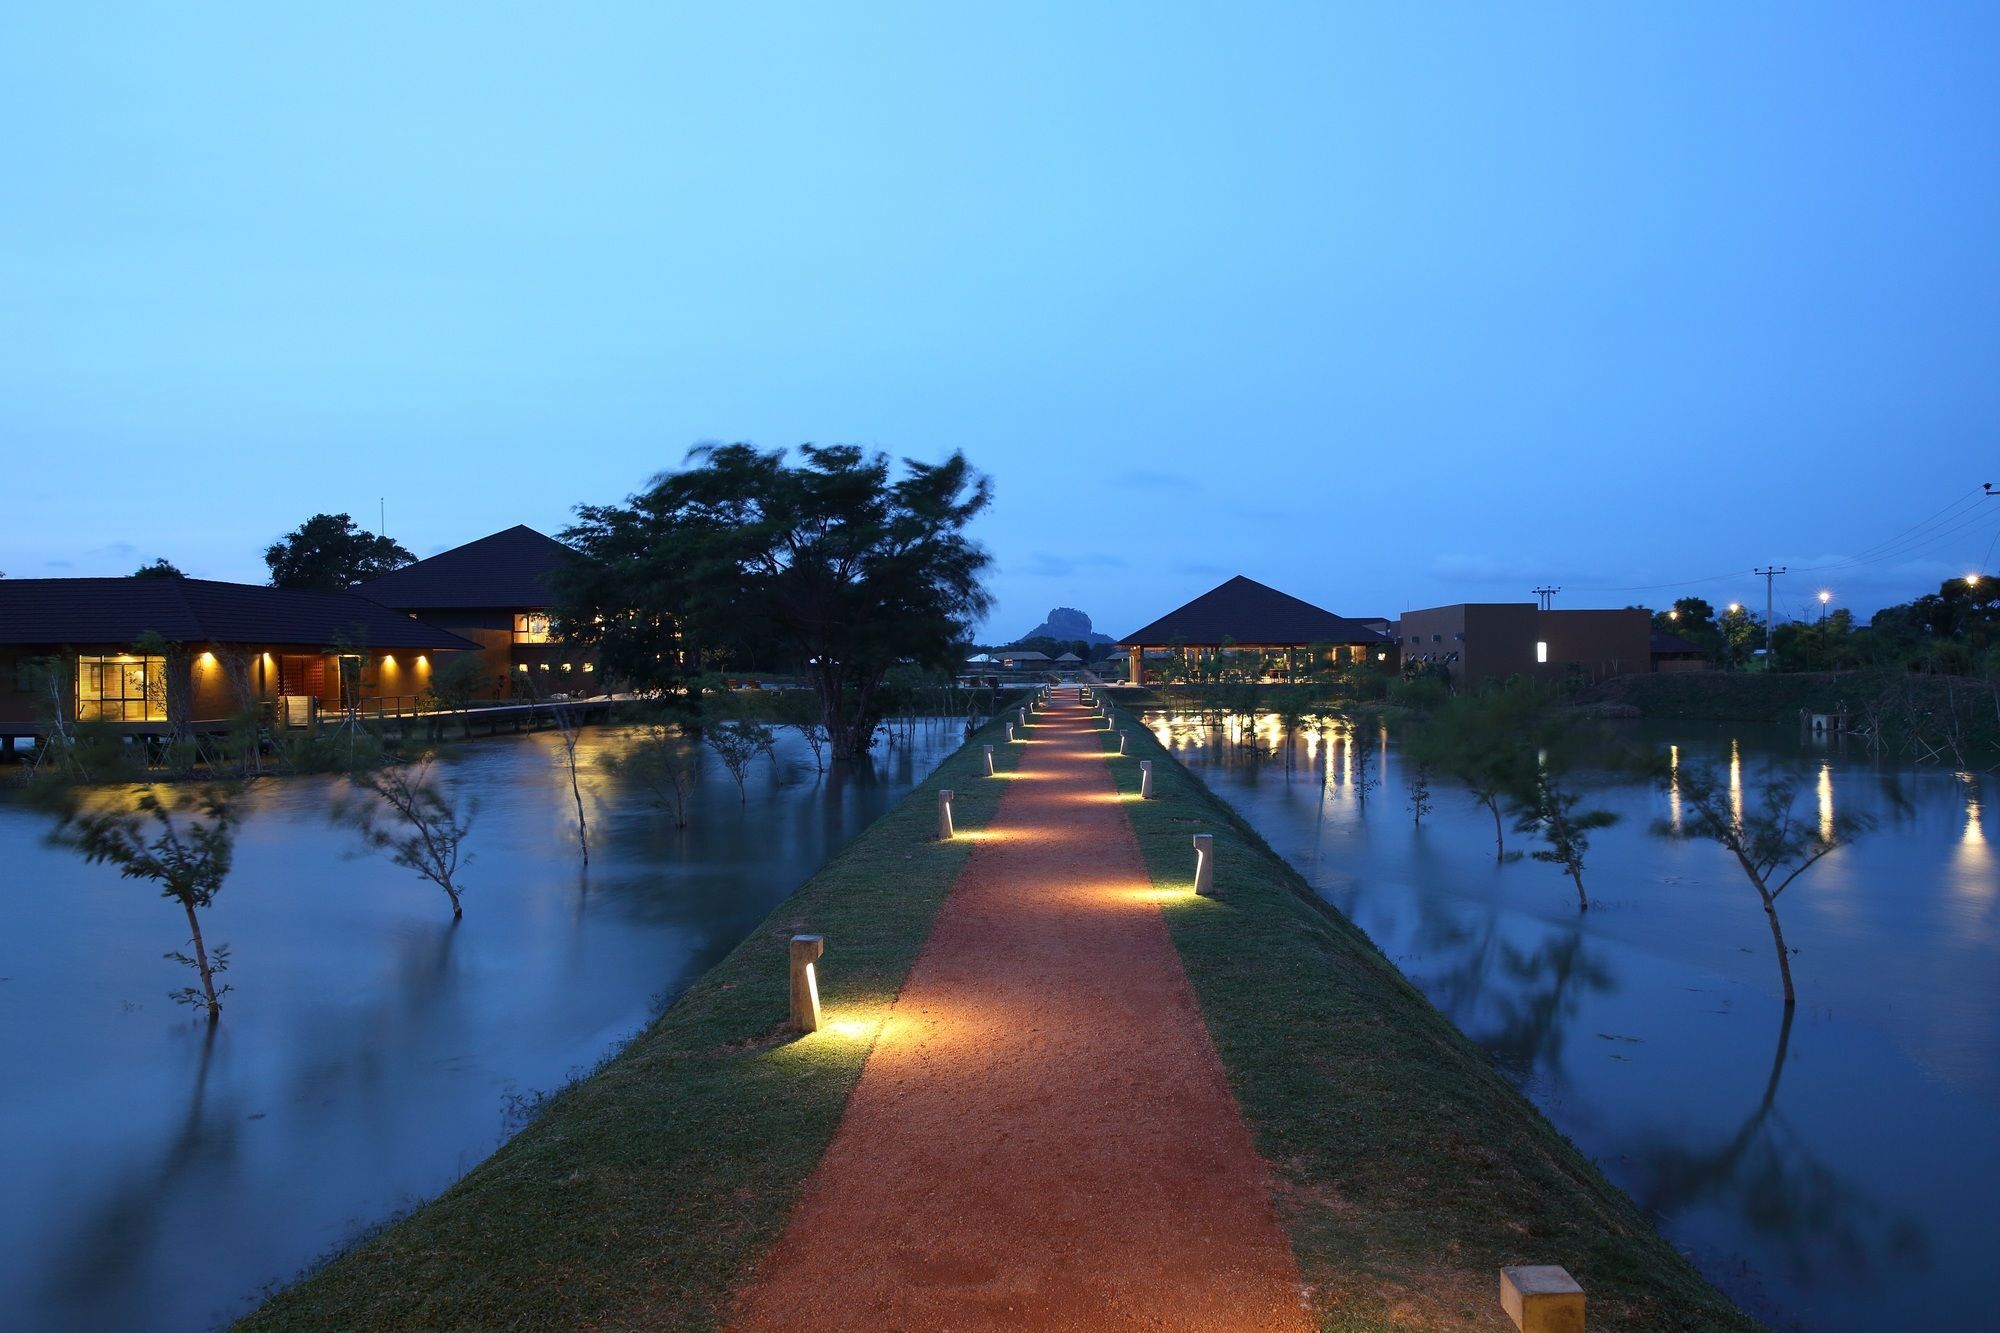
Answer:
[
  {"xmin": 1500, "ymin": 1266, "xmax": 1584, "ymax": 1333},
  {"xmin": 789, "ymin": 934, "xmax": 825, "ymax": 1033},
  {"xmin": 1004, "ymin": 722, "xmax": 1015, "ymax": 743},
  {"xmin": 1118, "ymin": 730, "xmax": 1128, "ymax": 755},
  {"xmin": 937, "ymin": 789, "xmax": 955, "ymax": 840},
  {"xmin": 982, "ymin": 743, "xmax": 995, "ymax": 776},
  {"xmin": 1140, "ymin": 759, "xmax": 1153, "ymax": 798},
  {"xmin": 1192, "ymin": 833, "xmax": 1215, "ymax": 896}
]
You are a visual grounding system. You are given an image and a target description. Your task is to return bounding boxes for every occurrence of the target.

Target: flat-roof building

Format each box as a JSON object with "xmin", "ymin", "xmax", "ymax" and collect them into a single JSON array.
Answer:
[{"xmin": 1394, "ymin": 604, "xmax": 1650, "ymax": 686}]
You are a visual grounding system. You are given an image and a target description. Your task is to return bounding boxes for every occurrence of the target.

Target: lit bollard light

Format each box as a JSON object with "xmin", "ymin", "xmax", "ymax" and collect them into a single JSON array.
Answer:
[
  {"xmin": 1192, "ymin": 833, "xmax": 1215, "ymax": 896},
  {"xmin": 1004, "ymin": 722, "xmax": 1015, "ymax": 743},
  {"xmin": 1499, "ymin": 1266, "xmax": 1584, "ymax": 1333},
  {"xmin": 1140, "ymin": 759, "xmax": 1153, "ymax": 798},
  {"xmin": 982, "ymin": 743, "xmax": 995, "ymax": 776},
  {"xmin": 1118, "ymin": 730, "xmax": 1128, "ymax": 755},
  {"xmin": 938, "ymin": 789, "xmax": 955, "ymax": 840},
  {"xmin": 789, "ymin": 934, "xmax": 825, "ymax": 1033}
]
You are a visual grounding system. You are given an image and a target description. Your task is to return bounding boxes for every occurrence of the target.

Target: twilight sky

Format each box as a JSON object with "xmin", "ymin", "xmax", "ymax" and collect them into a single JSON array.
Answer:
[{"xmin": 3, "ymin": 4, "xmax": 1995, "ymax": 639}]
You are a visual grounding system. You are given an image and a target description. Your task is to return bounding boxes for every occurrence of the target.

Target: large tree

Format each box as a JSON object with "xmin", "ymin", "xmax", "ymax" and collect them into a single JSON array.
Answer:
[
  {"xmin": 558, "ymin": 443, "xmax": 992, "ymax": 759},
  {"xmin": 264, "ymin": 513, "xmax": 414, "ymax": 591}
]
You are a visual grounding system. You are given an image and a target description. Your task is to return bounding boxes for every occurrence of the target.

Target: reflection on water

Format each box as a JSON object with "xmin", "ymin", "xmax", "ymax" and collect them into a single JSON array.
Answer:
[
  {"xmin": 0, "ymin": 721, "xmax": 962, "ymax": 1332},
  {"xmin": 1151, "ymin": 712, "xmax": 2000, "ymax": 1333}
]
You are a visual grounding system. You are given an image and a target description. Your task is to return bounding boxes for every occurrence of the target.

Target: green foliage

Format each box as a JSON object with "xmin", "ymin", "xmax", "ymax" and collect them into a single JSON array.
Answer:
[
  {"xmin": 264, "ymin": 513, "xmax": 414, "ymax": 592},
  {"xmin": 705, "ymin": 718, "xmax": 777, "ymax": 801},
  {"xmin": 339, "ymin": 756, "xmax": 477, "ymax": 918},
  {"xmin": 1657, "ymin": 762, "xmax": 1872, "ymax": 1007},
  {"xmin": 1513, "ymin": 773, "xmax": 1620, "ymax": 910},
  {"xmin": 130, "ymin": 557, "xmax": 185, "ymax": 578},
  {"xmin": 557, "ymin": 443, "xmax": 993, "ymax": 759},
  {"xmin": 51, "ymin": 784, "xmax": 243, "ymax": 1020}
]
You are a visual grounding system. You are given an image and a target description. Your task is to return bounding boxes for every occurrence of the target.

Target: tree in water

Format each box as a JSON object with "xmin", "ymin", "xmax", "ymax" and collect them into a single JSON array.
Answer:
[
  {"xmin": 601, "ymin": 721, "xmax": 703, "ymax": 828},
  {"xmin": 1657, "ymin": 763, "xmax": 1870, "ymax": 1007},
  {"xmin": 1514, "ymin": 769, "xmax": 1619, "ymax": 910},
  {"xmin": 1407, "ymin": 758, "xmax": 1434, "ymax": 826},
  {"xmin": 341, "ymin": 756, "xmax": 477, "ymax": 918},
  {"xmin": 264, "ymin": 512, "xmax": 414, "ymax": 591},
  {"xmin": 706, "ymin": 719, "xmax": 776, "ymax": 802},
  {"xmin": 54, "ymin": 785, "xmax": 243, "ymax": 1022},
  {"xmin": 556, "ymin": 443, "xmax": 992, "ymax": 760}
]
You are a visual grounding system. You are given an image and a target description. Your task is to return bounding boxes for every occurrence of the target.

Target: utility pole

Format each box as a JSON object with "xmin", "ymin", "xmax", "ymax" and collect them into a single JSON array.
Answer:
[
  {"xmin": 1753, "ymin": 565, "xmax": 1786, "ymax": 664},
  {"xmin": 1532, "ymin": 586, "xmax": 1561, "ymax": 611}
]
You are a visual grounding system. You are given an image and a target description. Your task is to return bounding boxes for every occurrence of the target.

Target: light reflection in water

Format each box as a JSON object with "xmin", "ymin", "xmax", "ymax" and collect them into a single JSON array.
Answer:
[
  {"xmin": 1668, "ymin": 744, "xmax": 1683, "ymax": 831},
  {"xmin": 1729, "ymin": 737, "xmax": 1744, "ymax": 828},
  {"xmin": 1818, "ymin": 763, "xmax": 1835, "ymax": 842}
]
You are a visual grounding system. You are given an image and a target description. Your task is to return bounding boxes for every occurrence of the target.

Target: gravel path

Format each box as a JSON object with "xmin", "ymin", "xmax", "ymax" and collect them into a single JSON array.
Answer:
[{"xmin": 729, "ymin": 690, "xmax": 1307, "ymax": 1330}]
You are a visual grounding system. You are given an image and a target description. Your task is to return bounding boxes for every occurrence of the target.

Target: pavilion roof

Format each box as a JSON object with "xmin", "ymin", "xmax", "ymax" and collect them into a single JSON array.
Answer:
[
  {"xmin": 1120, "ymin": 575, "xmax": 1390, "ymax": 648},
  {"xmin": 0, "ymin": 578, "xmax": 478, "ymax": 650}
]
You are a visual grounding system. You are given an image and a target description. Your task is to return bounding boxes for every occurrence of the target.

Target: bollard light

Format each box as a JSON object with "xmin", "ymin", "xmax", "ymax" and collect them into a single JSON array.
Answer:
[
  {"xmin": 1005, "ymin": 722, "xmax": 1015, "ymax": 742},
  {"xmin": 789, "ymin": 934, "xmax": 825, "ymax": 1033},
  {"xmin": 938, "ymin": 788, "xmax": 956, "ymax": 840},
  {"xmin": 1499, "ymin": 1266, "xmax": 1584, "ymax": 1333},
  {"xmin": 1140, "ymin": 759, "xmax": 1153, "ymax": 798},
  {"xmin": 983, "ymin": 743, "xmax": 995, "ymax": 776},
  {"xmin": 1192, "ymin": 833, "xmax": 1215, "ymax": 896},
  {"xmin": 1118, "ymin": 730, "xmax": 1128, "ymax": 755}
]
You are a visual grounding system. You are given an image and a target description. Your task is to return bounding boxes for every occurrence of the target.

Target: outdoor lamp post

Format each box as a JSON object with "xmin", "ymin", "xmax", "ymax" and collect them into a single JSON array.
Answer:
[
  {"xmin": 1818, "ymin": 590, "xmax": 1831, "ymax": 623},
  {"xmin": 982, "ymin": 743, "xmax": 995, "ymax": 776},
  {"xmin": 1192, "ymin": 833, "xmax": 1215, "ymax": 896},
  {"xmin": 789, "ymin": 934, "xmax": 825, "ymax": 1033},
  {"xmin": 1140, "ymin": 760, "xmax": 1153, "ymax": 798},
  {"xmin": 1118, "ymin": 730, "xmax": 1128, "ymax": 755},
  {"xmin": 1004, "ymin": 722, "xmax": 1015, "ymax": 742},
  {"xmin": 937, "ymin": 789, "xmax": 955, "ymax": 840},
  {"xmin": 1499, "ymin": 1265, "xmax": 1584, "ymax": 1333}
]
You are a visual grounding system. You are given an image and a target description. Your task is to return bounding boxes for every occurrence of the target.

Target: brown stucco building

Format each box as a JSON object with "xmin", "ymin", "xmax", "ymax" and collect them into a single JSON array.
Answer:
[
  {"xmin": 1394, "ymin": 603, "xmax": 1650, "ymax": 685},
  {"xmin": 0, "ymin": 577, "xmax": 477, "ymax": 741},
  {"xmin": 358, "ymin": 525, "xmax": 597, "ymax": 698}
]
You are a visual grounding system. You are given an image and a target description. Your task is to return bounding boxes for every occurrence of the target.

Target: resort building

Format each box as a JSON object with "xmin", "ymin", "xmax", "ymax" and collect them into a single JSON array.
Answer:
[
  {"xmin": 1118, "ymin": 575, "xmax": 1395, "ymax": 685},
  {"xmin": 358, "ymin": 525, "xmax": 597, "ymax": 698},
  {"xmin": 1394, "ymin": 604, "xmax": 1650, "ymax": 685},
  {"xmin": 0, "ymin": 577, "xmax": 477, "ymax": 739}
]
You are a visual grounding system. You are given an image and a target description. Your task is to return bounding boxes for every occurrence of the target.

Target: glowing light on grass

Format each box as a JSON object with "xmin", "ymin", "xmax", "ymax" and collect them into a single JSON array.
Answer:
[
  {"xmin": 788, "ymin": 934, "xmax": 824, "ymax": 1034},
  {"xmin": 1192, "ymin": 832, "xmax": 1215, "ymax": 897},
  {"xmin": 937, "ymin": 789, "xmax": 955, "ymax": 840},
  {"xmin": 1140, "ymin": 760, "xmax": 1154, "ymax": 798}
]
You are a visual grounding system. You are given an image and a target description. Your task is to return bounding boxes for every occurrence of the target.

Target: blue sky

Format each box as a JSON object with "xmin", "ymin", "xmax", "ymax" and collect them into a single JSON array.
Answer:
[{"xmin": 3, "ymin": 4, "xmax": 1994, "ymax": 637}]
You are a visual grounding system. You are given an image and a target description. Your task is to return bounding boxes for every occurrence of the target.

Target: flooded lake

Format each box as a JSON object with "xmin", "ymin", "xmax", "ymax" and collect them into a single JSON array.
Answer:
[
  {"xmin": 0, "ymin": 720, "xmax": 962, "ymax": 1332},
  {"xmin": 1146, "ymin": 710, "xmax": 1998, "ymax": 1333}
]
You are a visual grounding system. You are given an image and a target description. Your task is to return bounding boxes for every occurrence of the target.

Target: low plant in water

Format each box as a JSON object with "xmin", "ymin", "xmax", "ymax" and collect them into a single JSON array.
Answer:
[{"xmin": 1657, "ymin": 763, "xmax": 1870, "ymax": 1008}]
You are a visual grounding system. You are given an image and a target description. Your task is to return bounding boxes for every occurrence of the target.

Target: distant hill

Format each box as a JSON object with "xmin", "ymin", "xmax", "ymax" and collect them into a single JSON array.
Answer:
[{"xmin": 1019, "ymin": 607, "xmax": 1115, "ymax": 646}]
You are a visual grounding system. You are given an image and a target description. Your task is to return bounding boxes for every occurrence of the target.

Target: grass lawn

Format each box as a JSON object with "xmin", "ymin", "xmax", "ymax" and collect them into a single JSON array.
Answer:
[
  {"xmin": 1097, "ymin": 708, "xmax": 1761, "ymax": 1332},
  {"xmin": 241, "ymin": 708, "xmax": 1029, "ymax": 1331}
]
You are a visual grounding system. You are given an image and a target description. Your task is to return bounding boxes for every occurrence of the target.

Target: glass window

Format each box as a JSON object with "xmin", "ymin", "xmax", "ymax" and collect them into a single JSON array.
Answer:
[
  {"xmin": 513, "ymin": 613, "xmax": 556, "ymax": 644},
  {"xmin": 75, "ymin": 655, "xmax": 168, "ymax": 722}
]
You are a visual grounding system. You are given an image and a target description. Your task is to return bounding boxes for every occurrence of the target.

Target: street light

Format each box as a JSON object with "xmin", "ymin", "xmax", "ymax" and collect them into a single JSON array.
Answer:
[{"xmin": 1818, "ymin": 590, "xmax": 1831, "ymax": 624}]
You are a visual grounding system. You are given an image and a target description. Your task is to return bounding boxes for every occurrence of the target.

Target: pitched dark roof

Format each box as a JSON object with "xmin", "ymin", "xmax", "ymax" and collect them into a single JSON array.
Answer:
[
  {"xmin": 1650, "ymin": 629, "xmax": 1707, "ymax": 656},
  {"xmin": 360, "ymin": 525, "xmax": 583, "ymax": 611},
  {"xmin": 0, "ymin": 578, "xmax": 478, "ymax": 650},
  {"xmin": 1121, "ymin": 576, "xmax": 1390, "ymax": 647}
]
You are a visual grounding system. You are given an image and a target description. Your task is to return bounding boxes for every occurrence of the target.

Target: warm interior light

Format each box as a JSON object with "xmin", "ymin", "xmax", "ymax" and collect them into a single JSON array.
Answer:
[{"xmin": 1535, "ymin": 641, "xmax": 1548, "ymax": 664}]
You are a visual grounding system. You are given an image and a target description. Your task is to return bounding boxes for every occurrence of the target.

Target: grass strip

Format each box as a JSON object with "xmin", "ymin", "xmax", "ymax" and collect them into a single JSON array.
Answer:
[
  {"xmin": 1098, "ymin": 708, "xmax": 1760, "ymax": 1332},
  {"xmin": 242, "ymin": 711, "xmax": 1030, "ymax": 1331}
]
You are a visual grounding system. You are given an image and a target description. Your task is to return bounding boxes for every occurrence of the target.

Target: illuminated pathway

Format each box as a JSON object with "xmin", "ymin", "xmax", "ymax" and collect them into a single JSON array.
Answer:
[{"xmin": 731, "ymin": 689, "xmax": 1307, "ymax": 1330}]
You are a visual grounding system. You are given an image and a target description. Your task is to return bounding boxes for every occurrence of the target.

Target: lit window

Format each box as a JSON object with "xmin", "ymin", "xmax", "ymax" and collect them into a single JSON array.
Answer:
[
  {"xmin": 1536, "ymin": 641, "xmax": 1549, "ymax": 663},
  {"xmin": 514, "ymin": 663, "xmax": 528, "ymax": 673},
  {"xmin": 75, "ymin": 655, "xmax": 168, "ymax": 722},
  {"xmin": 513, "ymin": 613, "xmax": 556, "ymax": 644},
  {"xmin": 583, "ymin": 663, "xmax": 596, "ymax": 672}
]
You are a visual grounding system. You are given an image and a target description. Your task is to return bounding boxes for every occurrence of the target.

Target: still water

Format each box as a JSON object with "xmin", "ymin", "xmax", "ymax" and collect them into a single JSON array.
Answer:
[
  {"xmin": 0, "ymin": 721, "xmax": 961, "ymax": 1332},
  {"xmin": 1147, "ymin": 712, "xmax": 1998, "ymax": 1333}
]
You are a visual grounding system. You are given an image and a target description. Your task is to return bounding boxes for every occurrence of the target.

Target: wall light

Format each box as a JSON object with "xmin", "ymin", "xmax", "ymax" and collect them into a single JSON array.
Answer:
[
  {"xmin": 983, "ymin": 743, "xmax": 995, "ymax": 776},
  {"xmin": 1499, "ymin": 1265, "xmax": 1583, "ymax": 1332},
  {"xmin": 789, "ymin": 934, "xmax": 825, "ymax": 1033},
  {"xmin": 1139, "ymin": 759, "xmax": 1153, "ymax": 799},
  {"xmin": 937, "ymin": 789, "xmax": 955, "ymax": 840},
  {"xmin": 1192, "ymin": 833, "xmax": 1215, "ymax": 896}
]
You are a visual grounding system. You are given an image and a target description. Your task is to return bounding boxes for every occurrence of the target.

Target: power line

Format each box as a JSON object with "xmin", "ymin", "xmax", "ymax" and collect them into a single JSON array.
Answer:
[{"xmin": 1532, "ymin": 585, "xmax": 1561, "ymax": 610}]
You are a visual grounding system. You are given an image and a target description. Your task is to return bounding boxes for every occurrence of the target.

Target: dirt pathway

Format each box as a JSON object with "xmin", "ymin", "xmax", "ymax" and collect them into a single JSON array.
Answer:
[{"xmin": 729, "ymin": 690, "xmax": 1308, "ymax": 1331}]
